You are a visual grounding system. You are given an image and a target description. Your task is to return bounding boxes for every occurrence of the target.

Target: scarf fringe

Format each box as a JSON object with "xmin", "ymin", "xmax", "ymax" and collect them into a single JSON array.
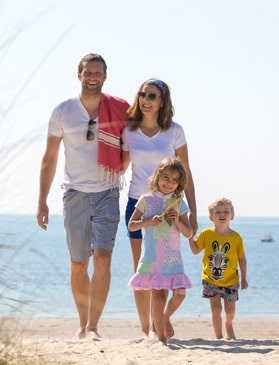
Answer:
[{"xmin": 100, "ymin": 166, "xmax": 125, "ymax": 190}]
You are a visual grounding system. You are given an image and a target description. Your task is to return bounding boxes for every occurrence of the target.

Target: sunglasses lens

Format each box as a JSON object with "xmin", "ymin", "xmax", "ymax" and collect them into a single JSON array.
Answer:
[
  {"xmin": 87, "ymin": 119, "xmax": 96, "ymax": 141},
  {"xmin": 87, "ymin": 130, "xmax": 95, "ymax": 141},
  {"xmin": 138, "ymin": 92, "xmax": 145, "ymax": 98},
  {"xmin": 148, "ymin": 93, "xmax": 157, "ymax": 101},
  {"xmin": 138, "ymin": 92, "xmax": 158, "ymax": 101}
]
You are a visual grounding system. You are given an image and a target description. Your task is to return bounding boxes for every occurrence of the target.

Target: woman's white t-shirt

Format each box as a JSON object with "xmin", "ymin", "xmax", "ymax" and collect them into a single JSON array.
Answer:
[{"xmin": 121, "ymin": 121, "xmax": 187, "ymax": 199}]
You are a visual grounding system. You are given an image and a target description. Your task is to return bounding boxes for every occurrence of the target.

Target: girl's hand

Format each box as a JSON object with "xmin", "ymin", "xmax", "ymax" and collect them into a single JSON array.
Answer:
[
  {"xmin": 165, "ymin": 208, "xmax": 178, "ymax": 224},
  {"xmin": 151, "ymin": 215, "xmax": 163, "ymax": 226}
]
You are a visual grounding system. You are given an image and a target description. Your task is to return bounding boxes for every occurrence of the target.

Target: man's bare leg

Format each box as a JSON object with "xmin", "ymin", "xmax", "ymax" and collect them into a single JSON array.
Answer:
[
  {"xmin": 164, "ymin": 289, "xmax": 186, "ymax": 339},
  {"xmin": 86, "ymin": 249, "xmax": 112, "ymax": 339},
  {"xmin": 70, "ymin": 258, "xmax": 90, "ymax": 339}
]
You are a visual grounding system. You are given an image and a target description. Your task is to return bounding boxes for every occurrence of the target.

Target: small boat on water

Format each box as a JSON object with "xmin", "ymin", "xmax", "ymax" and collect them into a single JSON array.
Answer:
[{"xmin": 261, "ymin": 234, "xmax": 274, "ymax": 242}]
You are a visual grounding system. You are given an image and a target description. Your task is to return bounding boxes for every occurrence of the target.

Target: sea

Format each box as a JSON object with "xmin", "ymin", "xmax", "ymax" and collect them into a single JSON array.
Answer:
[{"xmin": 0, "ymin": 214, "xmax": 279, "ymax": 319}]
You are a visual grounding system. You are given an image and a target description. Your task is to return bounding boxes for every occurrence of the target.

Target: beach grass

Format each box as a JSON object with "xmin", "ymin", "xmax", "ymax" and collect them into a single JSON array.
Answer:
[{"xmin": 0, "ymin": 5, "xmax": 74, "ymax": 364}]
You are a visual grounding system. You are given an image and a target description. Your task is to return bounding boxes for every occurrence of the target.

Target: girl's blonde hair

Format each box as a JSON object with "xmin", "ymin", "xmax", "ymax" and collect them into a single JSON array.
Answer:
[{"xmin": 148, "ymin": 157, "xmax": 186, "ymax": 197}]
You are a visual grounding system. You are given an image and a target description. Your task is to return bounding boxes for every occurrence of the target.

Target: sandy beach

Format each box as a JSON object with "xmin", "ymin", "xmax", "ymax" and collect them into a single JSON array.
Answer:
[{"xmin": 1, "ymin": 316, "xmax": 278, "ymax": 364}]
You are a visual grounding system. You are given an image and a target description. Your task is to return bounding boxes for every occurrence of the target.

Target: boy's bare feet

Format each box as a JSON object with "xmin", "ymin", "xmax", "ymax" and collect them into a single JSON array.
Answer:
[{"xmin": 225, "ymin": 322, "xmax": 236, "ymax": 340}]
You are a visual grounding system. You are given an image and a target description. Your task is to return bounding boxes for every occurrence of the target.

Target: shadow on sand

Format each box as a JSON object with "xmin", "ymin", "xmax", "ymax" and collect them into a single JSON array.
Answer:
[{"xmin": 168, "ymin": 337, "xmax": 279, "ymax": 354}]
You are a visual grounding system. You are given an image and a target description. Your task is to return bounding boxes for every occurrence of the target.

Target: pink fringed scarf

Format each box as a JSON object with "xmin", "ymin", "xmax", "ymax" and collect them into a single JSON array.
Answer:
[{"xmin": 98, "ymin": 93, "xmax": 129, "ymax": 185}]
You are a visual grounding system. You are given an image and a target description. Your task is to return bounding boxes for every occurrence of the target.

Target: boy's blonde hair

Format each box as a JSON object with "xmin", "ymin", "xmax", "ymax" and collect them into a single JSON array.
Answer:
[{"xmin": 208, "ymin": 197, "xmax": 235, "ymax": 215}]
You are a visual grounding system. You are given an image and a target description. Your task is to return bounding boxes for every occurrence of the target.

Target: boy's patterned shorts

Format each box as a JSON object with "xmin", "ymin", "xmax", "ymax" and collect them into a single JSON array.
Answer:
[{"xmin": 202, "ymin": 280, "xmax": 239, "ymax": 302}]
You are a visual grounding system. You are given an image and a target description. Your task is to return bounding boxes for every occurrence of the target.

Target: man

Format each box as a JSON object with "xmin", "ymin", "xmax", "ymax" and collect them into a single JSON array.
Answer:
[{"xmin": 36, "ymin": 53, "xmax": 129, "ymax": 339}]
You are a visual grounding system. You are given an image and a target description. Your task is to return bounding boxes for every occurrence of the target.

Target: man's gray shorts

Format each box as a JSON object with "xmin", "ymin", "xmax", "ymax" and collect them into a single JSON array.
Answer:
[{"xmin": 63, "ymin": 188, "xmax": 120, "ymax": 262}]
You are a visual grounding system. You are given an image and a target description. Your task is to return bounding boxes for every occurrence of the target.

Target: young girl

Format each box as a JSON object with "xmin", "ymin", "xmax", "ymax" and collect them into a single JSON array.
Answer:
[{"xmin": 128, "ymin": 157, "xmax": 192, "ymax": 345}]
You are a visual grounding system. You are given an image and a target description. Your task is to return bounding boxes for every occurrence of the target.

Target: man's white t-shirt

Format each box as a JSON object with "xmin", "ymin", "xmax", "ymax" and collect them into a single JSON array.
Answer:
[{"xmin": 48, "ymin": 96, "xmax": 112, "ymax": 193}]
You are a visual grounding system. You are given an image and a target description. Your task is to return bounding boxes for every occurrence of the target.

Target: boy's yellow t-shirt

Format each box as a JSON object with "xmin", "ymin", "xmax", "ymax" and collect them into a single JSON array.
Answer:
[{"xmin": 195, "ymin": 227, "xmax": 245, "ymax": 287}]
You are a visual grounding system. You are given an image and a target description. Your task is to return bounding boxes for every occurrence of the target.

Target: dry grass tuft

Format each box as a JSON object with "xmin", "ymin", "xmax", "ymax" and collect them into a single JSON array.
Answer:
[{"xmin": 0, "ymin": 4, "xmax": 72, "ymax": 364}]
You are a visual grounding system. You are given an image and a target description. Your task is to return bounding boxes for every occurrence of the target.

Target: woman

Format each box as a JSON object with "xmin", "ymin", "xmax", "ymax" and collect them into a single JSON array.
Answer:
[{"xmin": 122, "ymin": 78, "xmax": 197, "ymax": 339}]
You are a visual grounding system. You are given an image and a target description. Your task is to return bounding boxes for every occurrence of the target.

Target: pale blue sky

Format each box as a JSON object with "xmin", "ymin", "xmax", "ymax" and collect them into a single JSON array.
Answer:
[{"xmin": 0, "ymin": 0, "xmax": 278, "ymax": 217}]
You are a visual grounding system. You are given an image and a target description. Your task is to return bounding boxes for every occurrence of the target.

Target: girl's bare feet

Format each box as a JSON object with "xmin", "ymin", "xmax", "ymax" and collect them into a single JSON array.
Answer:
[
  {"xmin": 164, "ymin": 318, "xmax": 174, "ymax": 339},
  {"xmin": 159, "ymin": 339, "xmax": 168, "ymax": 346}
]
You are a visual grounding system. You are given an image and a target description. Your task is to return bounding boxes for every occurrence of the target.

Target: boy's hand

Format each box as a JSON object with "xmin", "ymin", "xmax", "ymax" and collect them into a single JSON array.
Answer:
[{"xmin": 241, "ymin": 279, "xmax": 249, "ymax": 290}]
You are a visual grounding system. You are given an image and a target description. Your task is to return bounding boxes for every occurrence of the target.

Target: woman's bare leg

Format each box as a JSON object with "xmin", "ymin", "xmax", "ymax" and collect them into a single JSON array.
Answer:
[{"xmin": 130, "ymin": 238, "xmax": 151, "ymax": 336}]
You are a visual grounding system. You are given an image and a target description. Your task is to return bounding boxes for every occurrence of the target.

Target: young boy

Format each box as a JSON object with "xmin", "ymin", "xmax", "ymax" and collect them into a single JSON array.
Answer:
[{"xmin": 188, "ymin": 198, "xmax": 248, "ymax": 340}]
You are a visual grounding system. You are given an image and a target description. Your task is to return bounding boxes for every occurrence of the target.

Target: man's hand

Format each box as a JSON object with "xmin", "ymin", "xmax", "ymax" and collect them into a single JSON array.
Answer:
[{"xmin": 36, "ymin": 203, "xmax": 49, "ymax": 230}]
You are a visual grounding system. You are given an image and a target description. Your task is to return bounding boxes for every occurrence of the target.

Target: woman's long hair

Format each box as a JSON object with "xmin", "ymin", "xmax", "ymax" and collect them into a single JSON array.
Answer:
[{"xmin": 126, "ymin": 79, "xmax": 174, "ymax": 131}]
